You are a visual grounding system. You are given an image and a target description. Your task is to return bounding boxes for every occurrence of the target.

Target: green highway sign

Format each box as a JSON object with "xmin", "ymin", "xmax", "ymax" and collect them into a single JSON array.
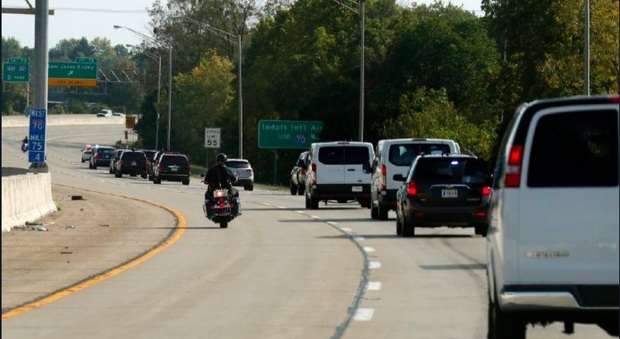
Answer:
[
  {"xmin": 8, "ymin": 58, "xmax": 29, "ymax": 64},
  {"xmin": 48, "ymin": 61, "xmax": 97, "ymax": 79},
  {"xmin": 76, "ymin": 57, "xmax": 96, "ymax": 63},
  {"xmin": 3, "ymin": 62, "xmax": 29, "ymax": 82},
  {"xmin": 258, "ymin": 120, "xmax": 323, "ymax": 149}
]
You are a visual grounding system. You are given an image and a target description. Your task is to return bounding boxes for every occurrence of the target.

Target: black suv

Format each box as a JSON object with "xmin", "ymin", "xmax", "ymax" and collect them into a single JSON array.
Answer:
[
  {"xmin": 152, "ymin": 154, "xmax": 191, "ymax": 185},
  {"xmin": 114, "ymin": 151, "xmax": 148, "ymax": 178},
  {"xmin": 394, "ymin": 154, "xmax": 491, "ymax": 237},
  {"xmin": 89, "ymin": 146, "xmax": 116, "ymax": 169}
]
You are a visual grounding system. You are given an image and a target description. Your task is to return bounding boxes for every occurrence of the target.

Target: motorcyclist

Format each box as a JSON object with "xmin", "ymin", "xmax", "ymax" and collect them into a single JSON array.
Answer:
[
  {"xmin": 21, "ymin": 136, "xmax": 29, "ymax": 152},
  {"xmin": 203, "ymin": 153, "xmax": 241, "ymax": 215}
]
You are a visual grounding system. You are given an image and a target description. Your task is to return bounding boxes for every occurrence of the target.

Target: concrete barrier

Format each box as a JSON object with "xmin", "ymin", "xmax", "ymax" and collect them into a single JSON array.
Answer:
[
  {"xmin": 2, "ymin": 114, "xmax": 125, "ymax": 232},
  {"xmin": 2, "ymin": 172, "xmax": 57, "ymax": 232},
  {"xmin": 2, "ymin": 114, "xmax": 126, "ymax": 128}
]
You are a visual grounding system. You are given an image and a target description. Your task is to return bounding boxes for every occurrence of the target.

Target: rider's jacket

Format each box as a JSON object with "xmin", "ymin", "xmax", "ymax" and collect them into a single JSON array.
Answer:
[{"xmin": 204, "ymin": 164, "xmax": 237, "ymax": 191}]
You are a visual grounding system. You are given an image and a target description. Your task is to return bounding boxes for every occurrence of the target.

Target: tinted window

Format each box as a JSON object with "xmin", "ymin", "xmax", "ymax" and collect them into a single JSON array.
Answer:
[
  {"xmin": 226, "ymin": 161, "xmax": 250, "ymax": 168},
  {"xmin": 99, "ymin": 148, "xmax": 115, "ymax": 155},
  {"xmin": 161, "ymin": 155, "xmax": 188, "ymax": 166},
  {"xmin": 389, "ymin": 144, "xmax": 452, "ymax": 166},
  {"xmin": 318, "ymin": 146, "xmax": 370, "ymax": 165},
  {"xmin": 528, "ymin": 110, "xmax": 618, "ymax": 187},
  {"xmin": 122, "ymin": 152, "xmax": 146, "ymax": 161},
  {"xmin": 414, "ymin": 158, "xmax": 487, "ymax": 184}
]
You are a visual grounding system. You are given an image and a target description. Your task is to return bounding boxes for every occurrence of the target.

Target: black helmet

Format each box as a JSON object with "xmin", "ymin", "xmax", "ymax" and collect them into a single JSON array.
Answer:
[{"xmin": 216, "ymin": 153, "xmax": 227, "ymax": 163}]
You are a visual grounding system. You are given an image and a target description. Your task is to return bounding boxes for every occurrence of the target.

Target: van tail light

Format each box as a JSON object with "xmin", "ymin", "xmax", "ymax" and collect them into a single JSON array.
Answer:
[
  {"xmin": 406, "ymin": 180, "xmax": 418, "ymax": 196},
  {"xmin": 380, "ymin": 165, "xmax": 387, "ymax": 190},
  {"xmin": 311, "ymin": 163, "xmax": 317, "ymax": 185},
  {"xmin": 504, "ymin": 145, "xmax": 523, "ymax": 188},
  {"xmin": 482, "ymin": 186, "xmax": 491, "ymax": 197}
]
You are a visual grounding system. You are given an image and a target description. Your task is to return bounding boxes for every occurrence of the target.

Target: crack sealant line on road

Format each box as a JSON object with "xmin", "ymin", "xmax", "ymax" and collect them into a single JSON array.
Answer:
[{"xmin": 1, "ymin": 184, "xmax": 187, "ymax": 321}]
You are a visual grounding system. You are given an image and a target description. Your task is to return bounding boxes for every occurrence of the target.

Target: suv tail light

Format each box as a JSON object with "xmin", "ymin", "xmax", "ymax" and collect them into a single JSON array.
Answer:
[
  {"xmin": 504, "ymin": 145, "xmax": 523, "ymax": 188},
  {"xmin": 380, "ymin": 165, "xmax": 387, "ymax": 190},
  {"xmin": 311, "ymin": 163, "xmax": 317, "ymax": 185},
  {"xmin": 482, "ymin": 186, "xmax": 491, "ymax": 197},
  {"xmin": 406, "ymin": 180, "xmax": 418, "ymax": 196}
]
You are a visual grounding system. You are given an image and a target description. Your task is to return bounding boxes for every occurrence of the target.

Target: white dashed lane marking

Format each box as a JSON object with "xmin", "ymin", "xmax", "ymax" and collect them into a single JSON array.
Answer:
[
  {"xmin": 353, "ymin": 308, "xmax": 375, "ymax": 321},
  {"xmin": 367, "ymin": 281, "xmax": 382, "ymax": 291}
]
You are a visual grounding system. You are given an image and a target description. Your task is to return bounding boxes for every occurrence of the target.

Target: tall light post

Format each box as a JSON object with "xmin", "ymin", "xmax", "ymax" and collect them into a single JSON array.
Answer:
[
  {"xmin": 126, "ymin": 44, "xmax": 162, "ymax": 150},
  {"xmin": 114, "ymin": 25, "xmax": 173, "ymax": 150},
  {"xmin": 183, "ymin": 17, "xmax": 244, "ymax": 158},
  {"xmin": 331, "ymin": 0, "xmax": 365, "ymax": 141}
]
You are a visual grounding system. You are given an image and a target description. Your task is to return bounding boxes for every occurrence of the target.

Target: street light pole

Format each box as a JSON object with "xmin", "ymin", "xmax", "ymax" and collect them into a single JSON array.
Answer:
[
  {"xmin": 127, "ymin": 44, "xmax": 162, "ymax": 149},
  {"xmin": 114, "ymin": 25, "xmax": 172, "ymax": 150}
]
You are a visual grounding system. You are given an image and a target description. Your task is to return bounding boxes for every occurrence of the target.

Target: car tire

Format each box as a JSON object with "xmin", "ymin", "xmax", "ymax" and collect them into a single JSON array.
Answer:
[
  {"xmin": 290, "ymin": 184, "xmax": 297, "ymax": 195},
  {"xmin": 378, "ymin": 203, "xmax": 389, "ymax": 220},
  {"xmin": 488, "ymin": 298, "xmax": 526, "ymax": 339},
  {"xmin": 115, "ymin": 172, "xmax": 122, "ymax": 178},
  {"xmin": 298, "ymin": 186, "xmax": 305, "ymax": 195},
  {"xmin": 396, "ymin": 213, "xmax": 403, "ymax": 236},
  {"xmin": 141, "ymin": 173, "xmax": 147, "ymax": 179},
  {"xmin": 371, "ymin": 202, "xmax": 379, "ymax": 219},
  {"xmin": 402, "ymin": 215, "xmax": 416, "ymax": 237},
  {"xmin": 154, "ymin": 177, "xmax": 162, "ymax": 184},
  {"xmin": 475, "ymin": 224, "xmax": 488, "ymax": 237},
  {"xmin": 182, "ymin": 179, "xmax": 190, "ymax": 185},
  {"xmin": 306, "ymin": 192, "xmax": 318, "ymax": 210},
  {"xmin": 248, "ymin": 185, "xmax": 254, "ymax": 191}
]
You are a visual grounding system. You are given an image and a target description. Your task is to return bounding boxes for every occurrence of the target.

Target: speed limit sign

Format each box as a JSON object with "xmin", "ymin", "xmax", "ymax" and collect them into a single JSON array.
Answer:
[{"xmin": 204, "ymin": 128, "xmax": 221, "ymax": 148}]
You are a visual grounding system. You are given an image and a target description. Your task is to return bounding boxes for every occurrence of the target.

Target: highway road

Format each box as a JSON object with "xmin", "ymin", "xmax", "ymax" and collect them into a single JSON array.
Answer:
[{"xmin": 2, "ymin": 122, "xmax": 613, "ymax": 338}]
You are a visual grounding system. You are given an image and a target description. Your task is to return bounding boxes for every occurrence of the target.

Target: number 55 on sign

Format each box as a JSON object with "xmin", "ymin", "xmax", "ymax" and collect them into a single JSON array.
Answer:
[{"xmin": 204, "ymin": 128, "xmax": 221, "ymax": 148}]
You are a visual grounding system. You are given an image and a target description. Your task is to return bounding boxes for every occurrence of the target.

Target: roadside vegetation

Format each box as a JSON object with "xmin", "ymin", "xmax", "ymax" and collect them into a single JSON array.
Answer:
[{"xmin": 2, "ymin": 0, "xmax": 618, "ymax": 184}]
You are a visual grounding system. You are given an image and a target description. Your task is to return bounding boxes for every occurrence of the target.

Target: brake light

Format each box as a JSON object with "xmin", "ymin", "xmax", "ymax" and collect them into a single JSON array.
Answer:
[
  {"xmin": 608, "ymin": 95, "xmax": 619, "ymax": 103},
  {"xmin": 380, "ymin": 165, "xmax": 387, "ymax": 190},
  {"xmin": 504, "ymin": 145, "xmax": 523, "ymax": 188},
  {"xmin": 475, "ymin": 211, "xmax": 486, "ymax": 217},
  {"xmin": 301, "ymin": 169, "xmax": 306, "ymax": 175},
  {"xmin": 406, "ymin": 180, "xmax": 418, "ymax": 196},
  {"xmin": 311, "ymin": 163, "xmax": 317, "ymax": 185},
  {"xmin": 482, "ymin": 186, "xmax": 491, "ymax": 196}
]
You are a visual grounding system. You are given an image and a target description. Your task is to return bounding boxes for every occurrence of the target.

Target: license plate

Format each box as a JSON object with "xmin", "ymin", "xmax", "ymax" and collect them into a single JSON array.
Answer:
[
  {"xmin": 441, "ymin": 189, "xmax": 458, "ymax": 198},
  {"xmin": 131, "ymin": 161, "xmax": 136, "ymax": 166},
  {"xmin": 171, "ymin": 167, "xmax": 177, "ymax": 172},
  {"xmin": 352, "ymin": 186, "xmax": 362, "ymax": 192}
]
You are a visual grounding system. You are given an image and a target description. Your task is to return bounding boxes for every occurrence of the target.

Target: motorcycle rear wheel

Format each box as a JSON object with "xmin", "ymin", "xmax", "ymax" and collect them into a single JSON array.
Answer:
[{"xmin": 219, "ymin": 221, "xmax": 228, "ymax": 228}]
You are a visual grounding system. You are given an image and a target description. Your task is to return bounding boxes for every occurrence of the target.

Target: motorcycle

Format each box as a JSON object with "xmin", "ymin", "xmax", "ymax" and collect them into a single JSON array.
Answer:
[
  {"xmin": 21, "ymin": 141, "xmax": 29, "ymax": 153},
  {"xmin": 203, "ymin": 188, "xmax": 239, "ymax": 228}
]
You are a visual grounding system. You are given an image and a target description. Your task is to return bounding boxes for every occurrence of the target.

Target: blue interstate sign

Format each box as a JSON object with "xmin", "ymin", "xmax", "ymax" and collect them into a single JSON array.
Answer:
[{"xmin": 28, "ymin": 109, "xmax": 47, "ymax": 163}]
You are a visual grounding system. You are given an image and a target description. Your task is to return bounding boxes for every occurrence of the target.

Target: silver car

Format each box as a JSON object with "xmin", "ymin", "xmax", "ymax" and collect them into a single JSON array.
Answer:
[{"xmin": 226, "ymin": 159, "xmax": 254, "ymax": 191}]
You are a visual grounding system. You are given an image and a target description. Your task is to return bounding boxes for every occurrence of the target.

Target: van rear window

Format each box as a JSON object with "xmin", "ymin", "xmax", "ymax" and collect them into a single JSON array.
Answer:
[
  {"xmin": 528, "ymin": 110, "xmax": 618, "ymax": 187},
  {"xmin": 389, "ymin": 144, "xmax": 452, "ymax": 166},
  {"xmin": 319, "ymin": 146, "xmax": 370, "ymax": 165}
]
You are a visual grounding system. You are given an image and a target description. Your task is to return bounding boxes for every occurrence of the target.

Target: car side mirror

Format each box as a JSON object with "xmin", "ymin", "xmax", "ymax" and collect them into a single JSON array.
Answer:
[{"xmin": 393, "ymin": 174, "xmax": 406, "ymax": 181}]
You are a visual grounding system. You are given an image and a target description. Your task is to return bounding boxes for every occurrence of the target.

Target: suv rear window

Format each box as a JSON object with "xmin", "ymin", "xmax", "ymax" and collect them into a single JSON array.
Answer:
[
  {"xmin": 414, "ymin": 158, "xmax": 488, "ymax": 184},
  {"xmin": 389, "ymin": 144, "xmax": 452, "ymax": 166},
  {"xmin": 226, "ymin": 160, "xmax": 250, "ymax": 168},
  {"xmin": 318, "ymin": 146, "xmax": 370, "ymax": 165},
  {"xmin": 161, "ymin": 155, "xmax": 188, "ymax": 166},
  {"xmin": 528, "ymin": 110, "xmax": 618, "ymax": 187},
  {"xmin": 121, "ymin": 152, "xmax": 146, "ymax": 161}
]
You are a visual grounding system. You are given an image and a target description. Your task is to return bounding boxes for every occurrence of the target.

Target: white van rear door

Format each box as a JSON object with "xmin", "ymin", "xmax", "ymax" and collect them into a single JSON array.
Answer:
[
  {"xmin": 343, "ymin": 145, "xmax": 372, "ymax": 185},
  {"xmin": 516, "ymin": 105, "xmax": 619, "ymax": 285}
]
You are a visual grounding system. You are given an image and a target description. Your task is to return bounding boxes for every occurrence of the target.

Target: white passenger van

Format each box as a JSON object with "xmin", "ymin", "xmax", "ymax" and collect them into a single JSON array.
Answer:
[
  {"xmin": 487, "ymin": 95, "xmax": 619, "ymax": 338},
  {"xmin": 370, "ymin": 138, "xmax": 461, "ymax": 219},
  {"xmin": 304, "ymin": 141, "xmax": 374, "ymax": 209}
]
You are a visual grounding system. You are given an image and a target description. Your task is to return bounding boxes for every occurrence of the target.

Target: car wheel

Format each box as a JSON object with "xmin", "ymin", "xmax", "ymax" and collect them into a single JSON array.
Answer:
[
  {"xmin": 378, "ymin": 203, "xmax": 389, "ymax": 220},
  {"xmin": 298, "ymin": 186, "xmax": 305, "ymax": 195},
  {"xmin": 290, "ymin": 184, "xmax": 298, "ymax": 195},
  {"xmin": 141, "ymin": 173, "xmax": 147, "ymax": 179},
  {"xmin": 182, "ymin": 179, "xmax": 190, "ymax": 185},
  {"xmin": 402, "ymin": 215, "xmax": 416, "ymax": 237},
  {"xmin": 475, "ymin": 224, "xmax": 488, "ymax": 237},
  {"xmin": 115, "ymin": 172, "xmax": 122, "ymax": 178},
  {"xmin": 154, "ymin": 177, "xmax": 161, "ymax": 184},
  {"xmin": 371, "ymin": 202, "xmax": 378, "ymax": 219},
  {"xmin": 488, "ymin": 298, "xmax": 525, "ymax": 339},
  {"xmin": 395, "ymin": 211, "xmax": 403, "ymax": 236},
  {"xmin": 248, "ymin": 185, "xmax": 254, "ymax": 191}
]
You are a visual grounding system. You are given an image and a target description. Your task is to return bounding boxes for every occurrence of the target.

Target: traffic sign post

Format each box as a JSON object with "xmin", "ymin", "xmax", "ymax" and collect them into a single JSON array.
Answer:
[
  {"xmin": 48, "ymin": 61, "xmax": 97, "ymax": 87},
  {"xmin": 258, "ymin": 120, "xmax": 323, "ymax": 149},
  {"xmin": 204, "ymin": 128, "xmax": 221, "ymax": 148},
  {"xmin": 28, "ymin": 108, "xmax": 47, "ymax": 163}
]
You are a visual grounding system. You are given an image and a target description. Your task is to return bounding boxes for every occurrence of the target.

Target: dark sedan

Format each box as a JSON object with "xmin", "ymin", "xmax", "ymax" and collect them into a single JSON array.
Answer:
[{"xmin": 394, "ymin": 154, "xmax": 491, "ymax": 237}]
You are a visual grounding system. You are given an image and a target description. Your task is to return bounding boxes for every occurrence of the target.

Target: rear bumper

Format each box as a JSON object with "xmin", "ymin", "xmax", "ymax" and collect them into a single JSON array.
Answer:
[
  {"xmin": 499, "ymin": 285, "xmax": 619, "ymax": 310},
  {"xmin": 404, "ymin": 204, "xmax": 488, "ymax": 226},
  {"xmin": 310, "ymin": 184, "xmax": 371, "ymax": 200},
  {"xmin": 158, "ymin": 173, "xmax": 190, "ymax": 181},
  {"xmin": 232, "ymin": 178, "xmax": 253, "ymax": 187}
]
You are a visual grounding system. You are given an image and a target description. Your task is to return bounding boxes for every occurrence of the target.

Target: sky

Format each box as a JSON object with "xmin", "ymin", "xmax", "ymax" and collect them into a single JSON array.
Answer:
[{"xmin": 2, "ymin": 0, "xmax": 483, "ymax": 50}]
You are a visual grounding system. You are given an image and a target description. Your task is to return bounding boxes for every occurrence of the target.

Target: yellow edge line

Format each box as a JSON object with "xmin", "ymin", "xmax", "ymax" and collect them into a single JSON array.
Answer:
[{"xmin": 2, "ymin": 184, "xmax": 187, "ymax": 320}]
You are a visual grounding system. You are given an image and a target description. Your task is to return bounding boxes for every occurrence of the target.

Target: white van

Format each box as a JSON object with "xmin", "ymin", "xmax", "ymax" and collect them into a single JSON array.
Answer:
[
  {"xmin": 370, "ymin": 138, "xmax": 461, "ymax": 219},
  {"xmin": 486, "ymin": 95, "xmax": 619, "ymax": 338},
  {"xmin": 304, "ymin": 141, "xmax": 374, "ymax": 209}
]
